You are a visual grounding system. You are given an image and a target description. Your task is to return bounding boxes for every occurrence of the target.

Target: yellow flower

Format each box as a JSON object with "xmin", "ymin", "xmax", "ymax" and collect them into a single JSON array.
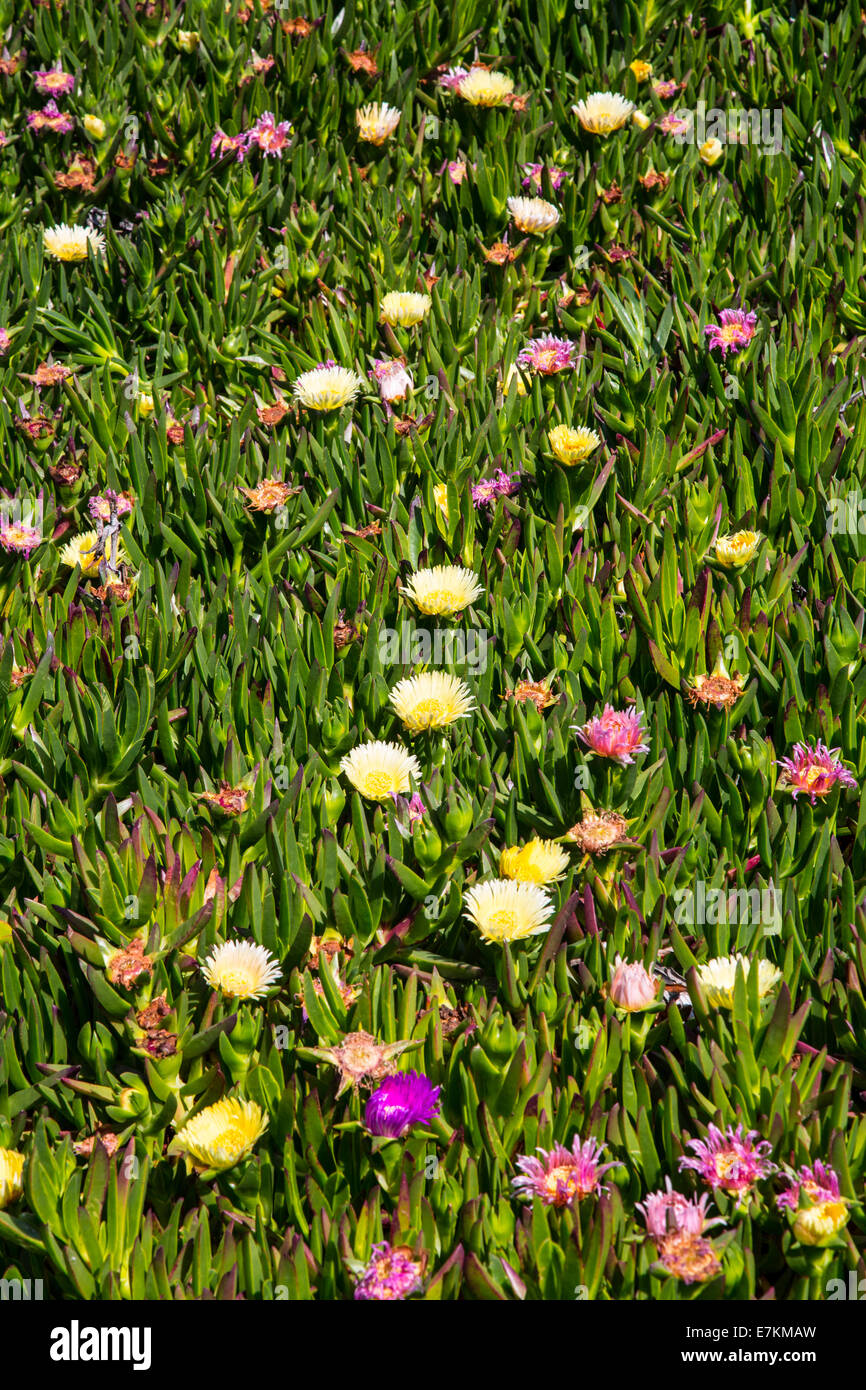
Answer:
[
  {"xmin": 380, "ymin": 291, "xmax": 431, "ymax": 328},
  {"xmin": 403, "ymin": 564, "xmax": 483, "ymax": 617},
  {"xmin": 84, "ymin": 114, "xmax": 107, "ymax": 140},
  {"xmin": 60, "ymin": 531, "xmax": 124, "ymax": 576},
  {"xmin": 699, "ymin": 137, "xmax": 724, "ymax": 166},
  {"xmin": 632, "ymin": 110, "xmax": 651, "ymax": 130},
  {"xmin": 138, "ymin": 391, "xmax": 155, "ymax": 417},
  {"xmin": 43, "ymin": 223, "xmax": 106, "ymax": 262},
  {"xmin": 433, "ymin": 483, "xmax": 450, "ymax": 522},
  {"xmin": 500, "ymin": 838, "xmax": 569, "ymax": 885},
  {"xmin": 0, "ymin": 1147, "xmax": 25, "ymax": 1210},
  {"xmin": 174, "ymin": 1098, "xmax": 267, "ymax": 1172},
  {"xmin": 293, "ymin": 364, "xmax": 364, "ymax": 411},
  {"xmin": 572, "ymin": 92, "xmax": 635, "ymax": 135},
  {"xmin": 458, "ymin": 68, "xmax": 514, "ymax": 107},
  {"xmin": 696, "ymin": 954, "xmax": 782, "ymax": 1011},
  {"xmin": 792, "ymin": 1198, "xmax": 850, "ymax": 1247},
  {"xmin": 630, "ymin": 60, "xmax": 653, "ymax": 81},
  {"xmin": 507, "ymin": 196, "xmax": 560, "ymax": 236},
  {"xmin": 548, "ymin": 424, "xmax": 602, "ymax": 466},
  {"xmin": 503, "ymin": 362, "xmax": 529, "ymax": 397},
  {"xmin": 389, "ymin": 672, "xmax": 474, "ymax": 734},
  {"xmin": 464, "ymin": 879, "xmax": 554, "ymax": 943},
  {"xmin": 175, "ymin": 29, "xmax": 200, "ymax": 51},
  {"xmin": 356, "ymin": 102, "xmax": 401, "ymax": 144},
  {"xmin": 200, "ymin": 941, "xmax": 282, "ymax": 1000},
  {"xmin": 715, "ymin": 530, "xmax": 759, "ymax": 567},
  {"xmin": 339, "ymin": 740, "xmax": 421, "ymax": 801}
]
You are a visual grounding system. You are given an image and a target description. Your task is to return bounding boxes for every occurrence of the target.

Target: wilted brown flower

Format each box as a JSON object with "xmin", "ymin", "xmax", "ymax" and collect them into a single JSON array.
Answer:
[
  {"xmin": 26, "ymin": 361, "xmax": 71, "ymax": 387},
  {"xmin": 0, "ymin": 51, "xmax": 25, "ymax": 76},
  {"xmin": 565, "ymin": 810, "xmax": 629, "ymax": 854},
  {"xmin": 308, "ymin": 934, "xmax": 352, "ymax": 969},
  {"xmin": 505, "ymin": 679, "xmax": 559, "ymax": 712},
  {"xmin": 685, "ymin": 671, "xmax": 745, "ymax": 710},
  {"xmin": 48, "ymin": 459, "xmax": 83, "ymax": 487},
  {"xmin": 423, "ymin": 268, "xmax": 440, "ymax": 291},
  {"xmin": 114, "ymin": 149, "xmax": 137, "ymax": 171},
  {"xmin": 15, "ymin": 414, "xmax": 55, "ymax": 443},
  {"xmin": 107, "ymin": 938, "xmax": 153, "ymax": 989},
  {"xmin": 438, "ymin": 1003, "xmax": 473, "ymax": 1037},
  {"xmin": 147, "ymin": 155, "xmax": 171, "ymax": 176},
  {"xmin": 73, "ymin": 1130, "xmax": 120, "ymax": 1158},
  {"xmin": 256, "ymin": 399, "xmax": 290, "ymax": 426},
  {"xmin": 238, "ymin": 478, "xmax": 297, "ymax": 512},
  {"xmin": 307, "ymin": 1030, "xmax": 420, "ymax": 1097},
  {"xmin": 601, "ymin": 182, "xmax": 623, "ymax": 204},
  {"xmin": 505, "ymin": 92, "xmax": 529, "ymax": 112},
  {"xmin": 137, "ymin": 995, "xmax": 171, "ymax": 1030},
  {"xmin": 282, "ymin": 16, "xmax": 314, "ymax": 36},
  {"xmin": 10, "ymin": 658, "xmax": 36, "ymax": 689},
  {"xmin": 345, "ymin": 48, "xmax": 379, "ymax": 76},
  {"xmin": 639, "ymin": 169, "xmax": 670, "ymax": 191},
  {"xmin": 142, "ymin": 1028, "xmax": 178, "ymax": 1058},
  {"xmin": 199, "ymin": 782, "xmax": 250, "ymax": 815},
  {"xmin": 333, "ymin": 612, "xmax": 360, "ymax": 649},
  {"xmin": 91, "ymin": 575, "xmax": 135, "ymax": 604},
  {"xmin": 606, "ymin": 245, "xmax": 632, "ymax": 262},
  {"xmin": 343, "ymin": 520, "xmax": 382, "ymax": 540},
  {"xmin": 574, "ymin": 285, "xmax": 592, "ymax": 306},
  {"xmin": 484, "ymin": 240, "xmax": 519, "ymax": 266},
  {"xmin": 393, "ymin": 413, "xmax": 434, "ymax": 436}
]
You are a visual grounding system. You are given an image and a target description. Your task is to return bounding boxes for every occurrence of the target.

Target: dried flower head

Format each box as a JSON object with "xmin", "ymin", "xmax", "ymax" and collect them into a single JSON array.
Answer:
[{"xmin": 564, "ymin": 810, "xmax": 629, "ymax": 853}]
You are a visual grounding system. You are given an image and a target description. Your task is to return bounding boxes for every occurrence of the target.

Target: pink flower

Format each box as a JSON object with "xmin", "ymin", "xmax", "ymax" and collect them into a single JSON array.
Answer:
[
  {"xmin": 521, "ymin": 162, "xmax": 567, "ymax": 192},
  {"xmin": 447, "ymin": 159, "xmax": 467, "ymax": 184},
  {"xmin": 637, "ymin": 1177, "xmax": 724, "ymax": 1237},
  {"xmin": 354, "ymin": 1242, "xmax": 424, "ymax": 1300},
  {"xmin": 776, "ymin": 1161, "xmax": 842, "ymax": 1212},
  {"xmin": 34, "ymin": 64, "xmax": 75, "ymax": 96},
  {"xmin": 250, "ymin": 111, "xmax": 293, "ymax": 158},
  {"xmin": 517, "ymin": 334, "xmax": 579, "ymax": 375},
  {"xmin": 0, "ymin": 328, "xmax": 10, "ymax": 354},
  {"xmin": 609, "ymin": 956, "xmax": 659, "ymax": 1012},
  {"xmin": 775, "ymin": 740, "xmax": 857, "ymax": 804},
  {"xmin": 390, "ymin": 790, "xmax": 426, "ymax": 827},
  {"xmin": 512, "ymin": 1136, "xmax": 622, "ymax": 1208},
  {"xmin": 576, "ymin": 704, "xmax": 649, "ymax": 767},
  {"xmin": 679, "ymin": 1123, "xmax": 775, "ymax": 1196},
  {"xmin": 0, "ymin": 132, "xmax": 7, "ymax": 147},
  {"xmin": 26, "ymin": 100, "xmax": 74, "ymax": 134},
  {"xmin": 371, "ymin": 357, "xmax": 413, "ymax": 406},
  {"xmin": 653, "ymin": 79, "xmax": 681, "ymax": 98},
  {"xmin": 438, "ymin": 67, "xmax": 468, "ymax": 90},
  {"xmin": 659, "ymin": 113, "xmax": 690, "ymax": 135},
  {"xmin": 704, "ymin": 308, "xmax": 758, "ymax": 356},
  {"xmin": 471, "ymin": 468, "xmax": 522, "ymax": 508},
  {"xmin": 210, "ymin": 128, "xmax": 251, "ymax": 162}
]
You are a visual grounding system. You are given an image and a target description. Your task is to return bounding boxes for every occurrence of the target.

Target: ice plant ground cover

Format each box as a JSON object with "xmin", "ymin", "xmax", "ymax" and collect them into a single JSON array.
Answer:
[{"xmin": 0, "ymin": 0, "xmax": 864, "ymax": 1306}]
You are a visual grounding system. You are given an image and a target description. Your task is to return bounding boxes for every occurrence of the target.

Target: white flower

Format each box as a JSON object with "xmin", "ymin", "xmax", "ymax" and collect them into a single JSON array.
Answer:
[
  {"xmin": 43, "ymin": 223, "xmax": 106, "ymax": 262},
  {"xmin": 293, "ymin": 364, "xmax": 364, "ymax": 411},
  {"xmin": 507, "ymin": 196, "xmax": 560, "ymax": 235},
  {"xmin": 339, "ymin": 740, "xmax": 421, "ymax": 801},
  {"xmin": 463, "ymin": 879, "xmax": 554, "ymax": 943},
  {"xmin": 389, "ymin": 672, "xmax": 475, "ymax": 734},
  {"xmin": 572, "ymin": 92, "xmax": 635, "ymax": 135},
  {"xmin": 696, "ymin": 954, "xmax": 783, "ymax": 1010},
  {"xmin": 200, "ymin": 941, "xmax": 282, "ymax": 1000},
  {"xmin": 403, "ymin": 565, "xmax": 484, "ymax": 617},
  {"xmin": 380, "ymin": 292, "xmax": 432, "ymax": 328},
  {"xmin": 356, "ymin": 103, "xmax": 401, "ymax": 144}
]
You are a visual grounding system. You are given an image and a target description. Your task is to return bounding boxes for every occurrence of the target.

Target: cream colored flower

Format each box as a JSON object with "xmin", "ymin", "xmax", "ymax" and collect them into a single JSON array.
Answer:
[
  {"xmin": 507, "ymin": 196, "xmax": 560, "ymax": 235},
  {"xmin": 458, "ymin": 68, "xmax": 514, "ymax": 107},
  {"xmin": 201, "ymin": 941, "xmax": 281, "ymax": 1000},
  {"xmin": 43, "ymin": 223, "xmax": 106, "ymax": 262},
  {"xmin": 60, "ymin": 530, "xmax": 124, "ymax": 575},
  {"xmin": 632, "ymin": 110, "xmax": 651, "ymax": 130},
  {"xmin": 500, "ymin": 838, "xmax": 569, "ymax": 885},
  {"xmin": 696, "ymin": 954, "xmax": 782, "ymax": 1010},
  {"xmin": 356, "ymin": 102, "xmax": 401, "ymax": 144},
  {"xmin": 174, "ymin": 1098, "xmax": 268, "ymax": 1171},
  {"xmin": 380, "ymin": 292, "xmax": 431, "ymax": 328},
  {"xmin": 84, "ymin": 114, "xmax": 107, "ymax": 140},
  {"xmin": 573, "ymin": 92, "xmax": 635, "ymax": 135},
  {"xmin": 389, "ymin": 672, "xmax": 474, "ymax": 734},
  {"xmin": 293, "ymin": 364, "xmax": 364, "ymax": 411},
  {"xmin": 699, "ymin": 137, "xmax": 724, "ymax": 166},
  {"xmin": 792, "ymin": 1198, "xmax": 850, "ymax": 1246},
  {"xmin": 339, "ymin": 740, "xmax": 421, "ymax": 801},
  {"xmin": 548, "ymin": 424, "xmax": 602, "ymax": 466},
  {"xmin": 403, "ymin": 565, "xmax": 483, "ymax": 617},
  {"xmin": 464, "ymin": 879, "xmax": 554, "ymax": 943},
  {"xmin": 0, "ymin": 1147, "xmax": 25, "ymax": 1209},
  {"xmin": 714, "ymin": 530, "xmax": 759, "ymax": 567}
]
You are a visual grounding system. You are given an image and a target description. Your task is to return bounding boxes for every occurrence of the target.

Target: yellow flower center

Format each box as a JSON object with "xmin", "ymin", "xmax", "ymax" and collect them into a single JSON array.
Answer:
[
  {"xmin": 486, "ymin": 909, "xmax": 518, "ymax": 936},
  {"xmin": 215, "ymin": 968, "xmax": 255, "ymax": 997},
  {"xmin": 543, "ymin": 1165, "xmax": 580, "ymax": 1204},
  {"xmin": 359, "ymin": 770, "xmax": 399, "ymax": 799},
  {"xmin": 212, "ymin": 1126, "xmax": 250, "ymax": 1164},
  {"xmin": 408, "ymin": 698, "xmax": 447, "ymax": 728}
]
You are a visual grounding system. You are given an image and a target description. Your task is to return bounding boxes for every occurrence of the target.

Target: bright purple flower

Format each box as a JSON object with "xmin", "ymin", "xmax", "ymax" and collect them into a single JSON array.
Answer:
[
  {"xmin": 0, "ymin": 517, "xmax": 42, "ymax": 557},
  {"xmin": 704, "ymin": 308, "xmax": 758, "ymax": 356},
  {"xmin": 390, "ymin": 790, "xmax": 426, "ymax": 826},
  {"xmin": 210, "ymin": 128, "xmax": 251, "ymax": 162},
  {"xmin": 512, "ymin": 1136, "xmax": 622, "ymax": 1208},
  {"xmin": 34, "ymin": 65, "xmax": 75, "ymax": 96},
  {"xmin": 517, "ymin": 335, "xmax": 579, "ymax": 374},
  {"xmin": 576, "ymin": 703, "xmax": 649, "ymax": 767},
  {"xmin": 354, "ymin": 1242, "xmax": 424, "ymax": 1300},
  {"xmin": 776, "ymin": 1161, "xmax": 842, "ymax": 1212},
  {"xmin": 471, "ymin": 468, "xmax": 522, "ymax": 508},
  {"xmin": 250, "ymin": 111, "xmax": 292, "ymax": 158},
  {"xmin": 27, "ymin": 100, "xmax": 74, "ymax": 134},
  {"xmin": 0, "ymin": 328, "xmax": 10, "ymax": 354},
  {"xmin": 522, "ymin": 162, "xmax": 567, "ymax": 192},
  {"xmin": 637, "ymin": 1177, "xmax": 725, "ymax": 1237},
  {"xmin": 679, "ymin": 1123, "xmax": 775, "ymax": 1196},
  {"xmin": 775, "ymin": 740, "xmax": 857, "ymax": 804},
  {"xmin": 364, "ymin": 1070, "xmax": 441, "ymax": 1138}
]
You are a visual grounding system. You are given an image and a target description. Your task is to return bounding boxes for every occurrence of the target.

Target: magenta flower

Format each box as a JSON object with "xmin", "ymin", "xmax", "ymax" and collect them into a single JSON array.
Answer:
[
  {"xmin": 390, "ymin": 790, "xmax": 426, "ymax": 826},
  {"xmin": 517, "ymin": 334, "xmax": 579, "ymax": 375},
  {"xmin": 659, "ymin": 113, "xmax": 691, "ymax": 135},
  {"xmin": 576, "ymin": 704, "xmax": 649, "ymax": 767},
  {"xmin": 471, "ymin": 468, "xmax": 522, "ymax": 508},
  {"xmin": 250, "ymin": 112, "xmax": 293, "ymax": 158},
  {"xmin": 26, "ymin": 100, "xmax": 74, "ymax": 134},
  {"xmin": 637, "ymin": 1177, "xmax": 724, "ymax": 1237},
  {"xmin": 0, "ymin": 328, "xmax": 10, "ymax": 354},
  {"xmin": 776, "ymin": 1161, "xmax": 842, "ymax": 1212},
  {"xmin": 522, "ymin": 162, "xmax": 567, "ymax": 192},
  {"xmin": 775, "ymin": 740, "xmax": 857, "ymax": 804},
  {"xmin": 438, "ymin": 67, "xmax": 468, "ymax": 90},
  {"xmin": 34, "ymin": 65, "xmax": 75, "ymax": 96},
  {"xmin": 704, "ymin": 308, "xmax": 758, "ymax": 357},
  {"xmin": 364, "ymin": 1071, "xmax": 441, "ymax": 1138},
  {"xmin": 210, "ymin": 128, "xmax": 251, "ymax": 162},
  {"xmin": 370, "ymin": 357, "xmax": 412, "ymax": 408},
  {"xmin": 0, "ymin": 518, "xmax": 42, "ymax": 557},
  {"xmin": 446, "ymin": 159, "xmax": 468, "ymax": 185},
  {"xmin": 653, "ymin": 79, "xmax": 681, "ymax": 98},
  {"xmin": 354, "ymin": 1242, "xmax": 424, "ymax": 1300},
  {"xmin": 0, "ymin": 131, "xmax": 9, "ymax": 148},
  {"xmin": 513, "ymin": 1136, "xmax": 622, "ymax": 1208},
  {"xmin": 679, "ymin": 1123, "xmax": 775, "ymax": 1196}
]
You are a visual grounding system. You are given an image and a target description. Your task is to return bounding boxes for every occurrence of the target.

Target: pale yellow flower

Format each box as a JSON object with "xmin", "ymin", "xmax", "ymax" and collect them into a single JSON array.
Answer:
[
  {"xmin": 464, "ymin": 879, "xmax": 554, "ymax": 943},
  {"xmin": 293, "ymin": 364, "xmax": 364, "ymax": 411},
  {"xmin": 458, "ymin": 68, "xmax": 514, "ymax": 107},
  {"xmin": 699, "ymin": 137, "xmax": 724, "ymax": 166},
  {"xmin": 356, "ymin": 102, "xmax": 401, "ymax": 144},
  {"xmin": 696, "ymin": 954, "xmax": 782, "ymax": 1010},
  {"xmin": 138, "ymin": 391, "xmax": 155, "ymax": 417},
  {"xmin": 174, "ymin": 1098, "xmax": 268, "ymax": 1171},
  {"xmin": 60, "ymin": 531, "xmax": 124, "ymax": 576},
  {"xmin": 573, "ymin": 92, "xmax": 635, "ymax": 135},
  {"xmin": 175, "ymin": 30, "xmax": 200, "ymax": 51},
  {"xmin": 201, "ymin": 941, "xmax": 281, "ymax": 1000},
  {"xmin": 507, "ymin": 196, "xmax": 560, "ymax": 236},
  {"xmin": 433, "ymin": 483, "xmax": 450, "ymax": 522},
  {"xmin": 83, "ymin": 114, "xmax": 107, "ymax": 140},
  {"xmin": 548, "ymin": 424, "xmax": 602, "ymax": 466},
  {"xmin": 0, "ymin": 1147, "xmax": 25, "ymax": 1210},
  {"xmin": 389, "ymin": 672, "xmax": 474, "ymax": 734},
  {"xmin": 380, "ymin": 291, "xmax": 431, "ymax": 328},
  {"xmin": 792, "ymin": 1198, "xmax": 850, "ymax": 1247},
  {"xmin": 403, "ymin": 565, "xmax": 483, "ymax": 617},
  {"xmin": 715, "ymin": 530, "xmax": 759, "ymax": 567},
  {"xmin": 339, "ymin": 740, "xmax": 421, "ymax": 801},
  {"xmin": 632, "ymin": 110, "xmax": 651, "ymax": 130},
  {"xmin": 503, "ymin": 362, "xmax": 529, "ymax": 397},
  {"xmin": 500, "ymin": 838, "xmax": 569, "ymax": 885},
  {"xmin": 43, "ymin": 223, "xmax": 106, "ymax": 262}
]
